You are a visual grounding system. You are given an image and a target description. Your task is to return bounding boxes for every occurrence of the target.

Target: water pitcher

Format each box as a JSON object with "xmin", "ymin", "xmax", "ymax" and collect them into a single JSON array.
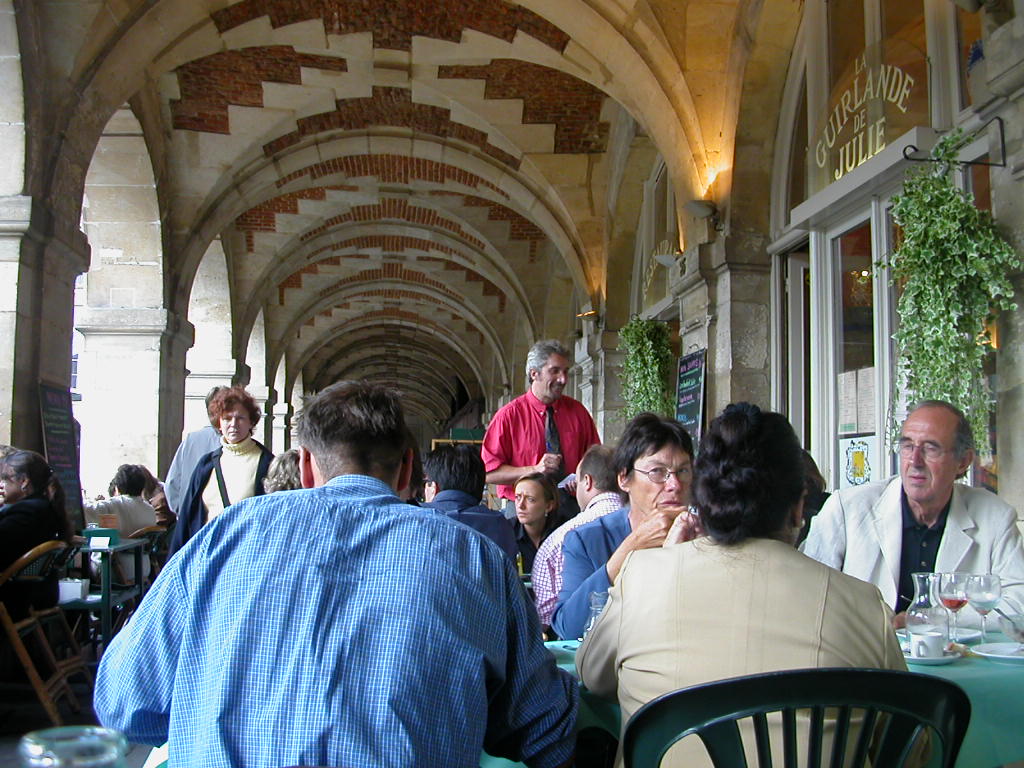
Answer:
[{"xmin": 905, "ymin": 572, "xmax": 946, "ymax": 639}]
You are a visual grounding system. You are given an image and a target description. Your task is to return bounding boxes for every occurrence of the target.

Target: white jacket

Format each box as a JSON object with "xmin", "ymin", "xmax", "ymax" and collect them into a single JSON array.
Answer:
[{"xmin": 802, "ymin": 477, "xmax": 1024, "ymax": 626}]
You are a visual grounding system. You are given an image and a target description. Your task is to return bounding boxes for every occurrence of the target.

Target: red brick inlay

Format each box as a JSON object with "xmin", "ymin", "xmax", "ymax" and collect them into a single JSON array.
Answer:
[
  {"xmin": 213, "ymin": 0, "xmax": 569, "ymax": 54},
  {"xmin": 455, "ymin": 193, "xmax": 545, "ymax": 261},
  {"xmin": 276, "ymin": 154, "xmax": 507, "ymax": 197},
  {"xmin": 299, "ymin": 198, "xmax": 487, "ymax": 252},
  {"xmin": 264, "ymin": 87, "xmax": 519, "ymax": 169},
  {"xmin": 171, "ymin": 47, "xmax": 347, "ymax": 134},
  {"xmin": 437, "ymin": 60, "xmax": 608, "ymax": 154},
  {"xmin": 234, "ymin": 187, "xmax": 358, "ymax": 251},
  {"xmin": 277, "ymin": 252, "xmax": 506, "ymax": 312}
]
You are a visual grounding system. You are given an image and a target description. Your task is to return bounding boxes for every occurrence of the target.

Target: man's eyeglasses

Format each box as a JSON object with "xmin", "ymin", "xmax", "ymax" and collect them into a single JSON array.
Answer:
[
  {"xmin": 633, "ymin": 465, "xmax": 692, "ymax": 484},
  {"xmin": 896, "ymin": 439, "xmax": 949, "ymax": 460}
]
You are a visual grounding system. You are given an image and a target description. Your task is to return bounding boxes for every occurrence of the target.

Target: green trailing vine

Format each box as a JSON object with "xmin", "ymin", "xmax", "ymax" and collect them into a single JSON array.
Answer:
[
  {"xmin": 882, "ymin": 128, "xmax": 1021, "ymax": 452},
  {"xmin": 617, "ymin": 316, "xmax": 674, "ymax": 417}
]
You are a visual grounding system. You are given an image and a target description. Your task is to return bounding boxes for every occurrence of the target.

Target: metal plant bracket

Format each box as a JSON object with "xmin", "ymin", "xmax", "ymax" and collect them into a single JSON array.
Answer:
[{"xmin": 902, "ymin": 116, "xmax": 1006, "ymax": 167}]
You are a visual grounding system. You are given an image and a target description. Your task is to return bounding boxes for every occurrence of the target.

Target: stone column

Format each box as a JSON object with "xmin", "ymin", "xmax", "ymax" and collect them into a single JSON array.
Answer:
[
  {"xmin": 7, "ymin": 214, "xmax": 90, "ymax": 451},
  {"xmin": 157, "ymin": 312, "xmax": 194, "ymax": 477},
  {"xmin": 74, "ymin": 308, "xmax": 169, "ymax": 494},
  {"xmin": 0, "ymin": 194, "xmax": 32, "ymax": 445},
  {"xmin": 576, "ymin": 328, "xmax": 626, "ymax": 444},
  {"xmin": 271, "ymin": 401, "xmax": 291, "ymax": 452}
]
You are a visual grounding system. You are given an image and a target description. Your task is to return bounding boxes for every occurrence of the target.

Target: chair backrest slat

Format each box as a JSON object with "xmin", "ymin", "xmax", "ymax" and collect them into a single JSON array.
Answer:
[
  {"xmin": 751, "ymin": 712, "xmax": 772, "ymax": 768},
  {"xmin": 622, "ymin": 668, "xmax": 971, "ymax": 768}
]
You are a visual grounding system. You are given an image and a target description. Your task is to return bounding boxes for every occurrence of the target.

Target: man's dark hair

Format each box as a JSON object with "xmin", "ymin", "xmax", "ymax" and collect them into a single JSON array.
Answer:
[
  {"xmin": 295, "ymin": 381, "xmax": 407, "ymax": 481},
  {"xmin": 423, "ymin": 444, "xmax": 486, "ymax": 500},
  {"xmin": 109, "ymin": 464, "xmax": 147, "ymax": 497},
  {"xmin": 577, "ymin": 444, "xmax": 620, "ymax": 496},
  {"xmin": 612, "ymin": 412, "xmax": 694, "ymax": 478}
]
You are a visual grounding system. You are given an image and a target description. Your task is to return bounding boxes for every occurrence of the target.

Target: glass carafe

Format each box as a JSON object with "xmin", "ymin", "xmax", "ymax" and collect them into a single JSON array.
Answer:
[{"xmin": 905, "ymin": 572, "xmax": 947, "ymax": 640}]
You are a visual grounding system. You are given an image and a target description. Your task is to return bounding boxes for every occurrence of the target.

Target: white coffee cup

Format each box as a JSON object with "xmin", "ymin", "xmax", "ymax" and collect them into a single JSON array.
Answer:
[{"xmin": 910, "ymin": 631, "xmax": 945, "ymax": 658}]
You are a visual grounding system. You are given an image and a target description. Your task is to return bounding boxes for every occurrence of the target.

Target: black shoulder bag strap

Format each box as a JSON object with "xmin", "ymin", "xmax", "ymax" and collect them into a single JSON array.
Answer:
[{"xmin": 213, "ymin": 455, "xmax": 231, "ymax": 508}]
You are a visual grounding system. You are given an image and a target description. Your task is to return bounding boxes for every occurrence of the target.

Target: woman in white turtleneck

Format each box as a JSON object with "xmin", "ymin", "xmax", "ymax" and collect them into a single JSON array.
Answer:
[{"xmin": 168, "ymin": 387, "xmax": 274, "ymax": 555}]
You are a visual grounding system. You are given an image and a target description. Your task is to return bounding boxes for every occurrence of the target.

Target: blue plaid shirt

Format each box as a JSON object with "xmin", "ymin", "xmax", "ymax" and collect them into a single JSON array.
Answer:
[{"xmin": 94, "ymin": 474, "xmax": 578, "ymax": 767}]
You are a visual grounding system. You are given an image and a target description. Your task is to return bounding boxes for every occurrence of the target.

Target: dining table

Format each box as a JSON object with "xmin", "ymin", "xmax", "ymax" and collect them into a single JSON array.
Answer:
[{"xmin": 141, "ymin": 634, "xmax": 1024, "ymax": 768}]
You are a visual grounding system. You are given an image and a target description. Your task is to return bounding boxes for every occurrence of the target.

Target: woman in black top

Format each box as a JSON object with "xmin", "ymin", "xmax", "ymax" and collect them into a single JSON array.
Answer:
[{"xmin": 0, "ymin": 450, "xmax": 71, "ymax": 620}]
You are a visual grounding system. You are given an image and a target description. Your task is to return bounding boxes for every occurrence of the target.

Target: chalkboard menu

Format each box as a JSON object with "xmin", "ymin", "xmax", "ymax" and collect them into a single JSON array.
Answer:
[
  {"xmin": 38, "ymin": 382, "xmax": 84, "ymax": 531},
  {"xmin": 675, "ymin": 349, "xmax": 706, "ymax": 444}
]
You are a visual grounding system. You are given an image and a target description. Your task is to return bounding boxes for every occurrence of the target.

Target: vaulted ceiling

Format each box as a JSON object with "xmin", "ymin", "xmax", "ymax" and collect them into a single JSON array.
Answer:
[{"xmin": 28, "ymin": 0, "xmax": 774, "ymax": 431}]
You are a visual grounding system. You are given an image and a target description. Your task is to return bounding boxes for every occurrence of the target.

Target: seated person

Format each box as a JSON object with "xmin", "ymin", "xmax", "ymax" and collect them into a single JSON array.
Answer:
[
  {"xmin": 84, "ymin": 464, "xmax": 160, "ymax": 583},
  {"xmin": 138, "ymin": 465, "xmax": 175, "ymax": 527},
  {"xmin": 512, "ymin": 473, "xmax": 559, "ymax": 574},
  {"xmin": 532, "ymin": 445, "xmax": 624, "ymax": 627},
  {"xmin": 577, "ymin": 403, "xmax": 906, "ymax": 767},
  {"xmin": 423, "ymin": 444, "xmax": 516, "ymax": 562},
  {"xmin": 552, "ymin": 413, "xmax": 696, "ymax": 640},
  {"xmin": 0, "ymin": 450, "xmax": 72, "ymax": 620}
]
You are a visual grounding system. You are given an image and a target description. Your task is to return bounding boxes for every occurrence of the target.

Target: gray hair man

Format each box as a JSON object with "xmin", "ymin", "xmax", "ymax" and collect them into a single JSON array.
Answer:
[
  {"xmin": 95, "ymin": 381, "xmax": 577, "ymax": 767},
  {"xmin": 802, "ymin": 400, "xmax": 1024, "ymax": 627},
  {"xmin": 482, "ymin": 339, "xmax": 601, "ymax": 516}
]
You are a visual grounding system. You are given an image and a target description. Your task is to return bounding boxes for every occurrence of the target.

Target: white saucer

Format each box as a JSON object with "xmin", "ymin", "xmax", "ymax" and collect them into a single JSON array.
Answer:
[
  {"xmin": 903, "ymin": 651, "xmax": 961, "ymax": 666},
  {"xmin": 972, "ymin": 642, "xmax": 1024, "ymax": 664},
  {"xmin": 949, "ymin": 628, "xmax": 982, "ymax": 643}
]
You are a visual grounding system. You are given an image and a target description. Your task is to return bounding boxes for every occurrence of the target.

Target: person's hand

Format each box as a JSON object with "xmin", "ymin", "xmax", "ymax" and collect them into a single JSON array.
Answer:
[
  {"xmin": 892, "ymin": 611, "xmax": 907, "ymax": 630},
  {"xmin": 561, "ymin": 477, "xmax": 578, "ymax": 496},
  {"xmin": 535, "ymin": 453, "xmax": 562, "ymax": 474},
  {"xmin": 627, "ymin": 512, "xmax": 676, "ymax": 550},
  {"xmin": 663, "ymin": 510, "xmax": 703, "ymax": 547}
]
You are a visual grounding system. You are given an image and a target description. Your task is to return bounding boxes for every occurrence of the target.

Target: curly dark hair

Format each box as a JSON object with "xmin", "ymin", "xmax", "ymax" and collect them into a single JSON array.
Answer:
[
  {"xmin": 693, "ymin": 402, "xmax": 805, "ymax": 545},
  {"xmin": 108, "ymin": 464, "xmax": 147, "ymax": 497},
  {"xmin": 0, "ymin": 450, "xmax": 72, "ymax": 542},
  {"xmin": 207, "ymin": 386, "xmax": 261, "ymax": 430}
]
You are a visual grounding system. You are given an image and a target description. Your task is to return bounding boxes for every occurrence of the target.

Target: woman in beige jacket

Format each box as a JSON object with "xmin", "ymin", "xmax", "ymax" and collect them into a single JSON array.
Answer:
[{"xmin": 577, "ymin": 402, "xmax": 906, "ymax": 767}]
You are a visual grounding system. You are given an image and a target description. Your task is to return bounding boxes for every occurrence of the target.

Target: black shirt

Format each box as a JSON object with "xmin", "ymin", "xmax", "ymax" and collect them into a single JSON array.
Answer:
[{"xmin": 896, "ymin": 490, "xmax": 951, "ymax": 613}]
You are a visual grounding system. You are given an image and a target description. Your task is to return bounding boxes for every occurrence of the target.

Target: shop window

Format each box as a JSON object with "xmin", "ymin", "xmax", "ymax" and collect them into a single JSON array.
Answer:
[
  {"xmin": 957, "ymin": 7, "xmax": 984, "ymax": 109},
  {"xmin": 788, "ymin": 73, "xmax": 809, "ymax": 210},
  {"xmin": 828, "ymin": 0, "xmax": 866, "ymax": 94}
]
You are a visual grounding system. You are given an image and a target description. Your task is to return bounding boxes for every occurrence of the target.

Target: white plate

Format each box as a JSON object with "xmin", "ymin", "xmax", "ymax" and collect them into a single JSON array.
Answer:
[
  {"xmin": 903, "ymin": 651, "xmax": 962, "ymax": 666},
  {"xmin": 972, "ymin": 642, "xmax": 1024, "ymax": 664}
]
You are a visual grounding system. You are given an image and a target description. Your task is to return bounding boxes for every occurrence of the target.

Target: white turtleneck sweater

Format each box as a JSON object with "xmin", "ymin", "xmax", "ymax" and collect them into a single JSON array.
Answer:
[{"xmin": 202, "ymin": 436, "xmax": 262, "ymax": 521}]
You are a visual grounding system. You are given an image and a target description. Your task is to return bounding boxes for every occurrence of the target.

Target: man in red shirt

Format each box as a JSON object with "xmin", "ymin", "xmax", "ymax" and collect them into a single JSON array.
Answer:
[{"xmin": 482, "ymin": 340, "xmax": 601, "ymax": 517}]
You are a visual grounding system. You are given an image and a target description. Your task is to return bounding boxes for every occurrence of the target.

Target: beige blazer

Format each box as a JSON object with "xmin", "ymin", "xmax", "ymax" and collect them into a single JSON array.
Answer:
[
  {"xmin": 577, "ymin": 537, "xmax": 906, "ymax": 767},
  {"xmin": 802, "ymin": 477, "xmax": 1024, "ymax": 625}
]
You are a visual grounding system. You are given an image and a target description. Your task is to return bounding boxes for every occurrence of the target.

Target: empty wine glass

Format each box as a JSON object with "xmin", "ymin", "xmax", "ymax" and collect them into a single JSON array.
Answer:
[
  {"xmin": 938, "ymin": 572, "xmax": 970, "ymax": 642},
  {"xmin": 966, "ymin": 574, "xmax": 1001, "ymax": 641}
]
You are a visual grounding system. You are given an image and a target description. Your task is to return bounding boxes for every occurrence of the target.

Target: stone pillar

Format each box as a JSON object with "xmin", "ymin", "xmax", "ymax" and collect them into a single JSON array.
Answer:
[
  {"xmin": 74, "ymin": 308, "xmax": 168, "ymax": 494},
  {"xmin": 271, "ymin": 401, "xmax": 291, "ymax": 452},
  {"xmin": 575, "ymin": 328, "xmax": 626, "ymax": 444},
  {"xmin": 0, "ymin": 194, "xmax": 32, "ymax": 445},
  {"xmin": 157, "ymin": 313, "xmax": 194, "ymax": 477},
  {"xmin": 986, "ymin": 13, "xmax": 1024, "ymax": 515},
  {"xmin": 7, "ymin": 214, "xmax": 90, "ymax": 451}
]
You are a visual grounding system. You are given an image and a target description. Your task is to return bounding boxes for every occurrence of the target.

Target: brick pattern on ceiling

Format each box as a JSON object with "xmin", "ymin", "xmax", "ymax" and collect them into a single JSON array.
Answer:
[
  {"xmin": 300, "ymin": 198, "xmax": 487, "ymax": 251},
  {"xmin": 277, "ymin": 154, "xmax": 508, "ymax": 196},
  {"xmin": 264, "ymin": 87, "xmax": 519, "ymax": 169},
  {"xmin": 437, "ymin": 60, "xmax": 609, "ymax": 154},
  {"xmin": 171, "ymin": 47, "xmax": 347, "ymax": 134},
  {"xmin": 278, "ymin": 254, "xmax": 506, "ymax": 311},
  {"xmin": 307, "ymin": 235, "xmax": 464, "ymax": 263},
  {"xmin": 447, "ymin": 192, "xmax": 545, "ymax": 261},
  {"xmin": 213, "ymin": 0, "xmax": 569, "ymax": 54},
  {"xmin": 319, "ymin": 307, "xmax": 486, "ymax": 347},
  {"xmin": 235, "ymin": 187, "xmax": 357, "ymax": 251}
]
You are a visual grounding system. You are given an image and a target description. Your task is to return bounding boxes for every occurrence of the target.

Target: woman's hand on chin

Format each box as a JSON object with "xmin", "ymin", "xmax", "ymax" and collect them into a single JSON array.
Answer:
[{"xmin": 663, "ymin": 509, "xmax": 702, "ymax": 547}]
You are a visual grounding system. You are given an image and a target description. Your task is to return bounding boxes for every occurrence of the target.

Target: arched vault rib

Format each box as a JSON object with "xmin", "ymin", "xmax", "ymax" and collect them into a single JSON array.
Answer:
[
  {"xmin": 328, "ymin": 355, "xmax": 460, "ymax": 401},
  {"xmin": 293, "ymin": 316, "xmax": 494, "ymax": 400},
  {"xmin": 267, "ymin": 276, "xmax": 507, "ymax": 381},
  {"xmin": 315, "ymin": 336, "xmax": 482, "ymax": 401}
]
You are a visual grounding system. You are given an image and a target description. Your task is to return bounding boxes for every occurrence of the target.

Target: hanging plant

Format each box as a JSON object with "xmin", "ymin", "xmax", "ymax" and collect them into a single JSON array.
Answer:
[
  {"xmin": 617, "ymin": 316, "xmax": 674, "ymax": 418},
  {"xmin": 881, "ymin": 128, "xmax": 1021, "ymax": 452}
]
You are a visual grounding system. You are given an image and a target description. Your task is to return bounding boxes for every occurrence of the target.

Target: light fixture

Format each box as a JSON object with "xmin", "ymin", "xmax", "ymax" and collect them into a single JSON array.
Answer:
[
  {"xmin": 576, "ymin": 309, "xmax": 599, "ymax": 319},
  {"xmin": 652, "ymin": 239, "xmax": 682, "ymax": 267},
  {"xmin": 685, "ymin": 199, "xmax": 723, "ymax": 231}
]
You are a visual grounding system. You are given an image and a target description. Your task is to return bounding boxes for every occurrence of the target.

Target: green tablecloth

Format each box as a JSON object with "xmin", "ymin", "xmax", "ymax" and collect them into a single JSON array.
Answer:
[{"xmin": 146, "ymin": 636, "xmax": 1024, "ymax": 768}]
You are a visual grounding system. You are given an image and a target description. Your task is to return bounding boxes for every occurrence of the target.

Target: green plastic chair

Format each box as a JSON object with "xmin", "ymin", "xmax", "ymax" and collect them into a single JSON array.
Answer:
[{"xmin": 622, "ymin": 667, "xmax": 970, "ymax": 768}]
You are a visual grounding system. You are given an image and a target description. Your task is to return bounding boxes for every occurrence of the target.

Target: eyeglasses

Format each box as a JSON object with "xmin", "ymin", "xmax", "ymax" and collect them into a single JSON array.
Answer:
[
  {"xmin": 896, "ymin": 439, "xmax": 950, "ymax": 460},
  {"xmin": 633, "ymin": 465, "xmax": 692, "ymax": 484}
]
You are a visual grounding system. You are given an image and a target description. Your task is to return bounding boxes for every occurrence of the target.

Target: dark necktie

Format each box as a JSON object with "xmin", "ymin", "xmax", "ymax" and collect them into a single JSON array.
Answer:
[{"xmin": 545, "ymin": 405, "xmax": 565, "ymax": 480}]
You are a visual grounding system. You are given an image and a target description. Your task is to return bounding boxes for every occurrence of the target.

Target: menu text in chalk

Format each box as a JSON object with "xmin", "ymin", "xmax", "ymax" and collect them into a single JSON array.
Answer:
[{"xmin": 675, "ymin": 349, "xmax": 707, "ymax": 444}]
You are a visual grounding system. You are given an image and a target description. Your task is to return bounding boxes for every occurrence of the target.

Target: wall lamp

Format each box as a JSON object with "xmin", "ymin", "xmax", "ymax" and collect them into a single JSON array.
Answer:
[
  {"xmin": 576, "ymin": 309, "xmax": 600, "ymax": 320},
  {"xmin": 685, "ymin": 199, "xmax": 723, "ymax": 231}
]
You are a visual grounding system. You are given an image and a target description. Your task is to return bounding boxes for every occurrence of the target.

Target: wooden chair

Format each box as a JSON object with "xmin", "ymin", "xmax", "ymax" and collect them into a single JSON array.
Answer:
[
  {"xmin": 126, "ymin": 524, "xmax": 173, "ymax": 586},
  {"xmin": 0, "ymin": 541, "xmax": 84, "ymax": 725},
  {"xmin": 622, "ymin": 667, "xmax": 971, "ymax": 768}
]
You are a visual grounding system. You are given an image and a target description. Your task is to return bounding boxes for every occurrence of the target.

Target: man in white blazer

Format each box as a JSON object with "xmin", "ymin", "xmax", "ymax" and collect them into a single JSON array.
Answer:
[{"xmin": 803, "ymin": 400, "xmax": 1024, "ymax": 626}]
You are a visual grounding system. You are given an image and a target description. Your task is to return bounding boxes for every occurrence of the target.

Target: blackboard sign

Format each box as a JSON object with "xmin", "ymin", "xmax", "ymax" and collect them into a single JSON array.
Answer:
[
  {"xmin": 675, "ymin": 349, "xmax": 706, "ymax": 443},
  {"xmin": 38, "ymin": 382, "xmax": 84, "ymax": 531}
]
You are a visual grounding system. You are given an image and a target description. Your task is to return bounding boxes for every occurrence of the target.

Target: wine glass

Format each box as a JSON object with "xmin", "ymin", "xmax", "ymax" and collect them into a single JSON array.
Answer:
[
  {"xmin": 938, "ymin": 572, "xmax": 970, "ymax": 642},
  {"xmin": 966, "ymin": 574, "xmax": 1001, "ymax": 641}
]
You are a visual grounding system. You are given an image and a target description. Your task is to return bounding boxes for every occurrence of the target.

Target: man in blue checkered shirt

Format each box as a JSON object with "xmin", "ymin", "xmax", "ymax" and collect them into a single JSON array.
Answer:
[{"xmin": 94, "ymin": 381, "xmax": 578, "ymax": 767}]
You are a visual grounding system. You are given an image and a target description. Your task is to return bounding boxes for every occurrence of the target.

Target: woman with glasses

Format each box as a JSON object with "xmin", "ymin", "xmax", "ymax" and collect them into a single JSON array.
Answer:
[
  {"xmin": 577, "ymin": 404, "xmax": 905, "ymax": 767},
  {"xmin": 551, "ymin": 413, "xmax": 697, "ymax": 640}
]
